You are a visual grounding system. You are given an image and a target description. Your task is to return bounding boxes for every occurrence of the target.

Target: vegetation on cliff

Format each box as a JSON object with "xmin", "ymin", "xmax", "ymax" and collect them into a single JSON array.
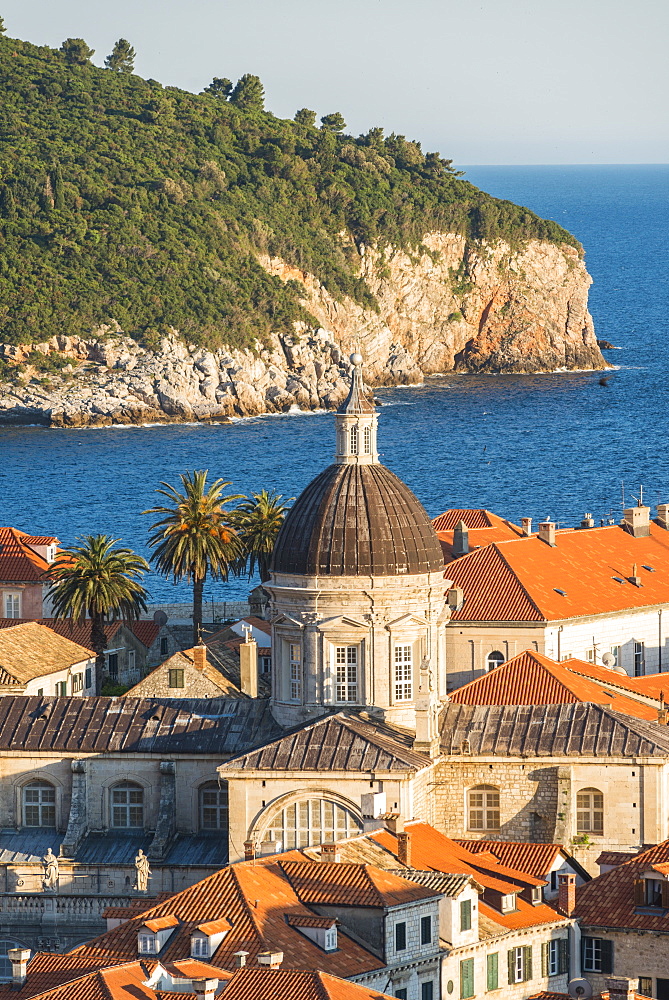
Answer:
[{"xmin": 0, "ymin": 26, "xmax": 581, "ymax": 349}]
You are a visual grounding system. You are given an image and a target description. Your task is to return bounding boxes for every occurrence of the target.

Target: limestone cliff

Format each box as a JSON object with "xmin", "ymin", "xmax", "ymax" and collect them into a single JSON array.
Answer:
[{"xmin": 0, "ymin": 234, "xmax": 606, "ymax": 427}]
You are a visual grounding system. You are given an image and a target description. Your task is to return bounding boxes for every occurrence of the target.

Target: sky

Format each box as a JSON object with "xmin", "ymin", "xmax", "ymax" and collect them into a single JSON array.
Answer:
[{"xmin": 3, "ymin": 0, "xmax": 668, "ymax": 165}]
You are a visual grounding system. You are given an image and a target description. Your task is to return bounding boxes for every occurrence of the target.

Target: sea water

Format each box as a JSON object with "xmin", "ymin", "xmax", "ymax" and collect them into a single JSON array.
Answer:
[{"xmin": 1, "ymin": 165, "xmax": 667, "ymax": 603}]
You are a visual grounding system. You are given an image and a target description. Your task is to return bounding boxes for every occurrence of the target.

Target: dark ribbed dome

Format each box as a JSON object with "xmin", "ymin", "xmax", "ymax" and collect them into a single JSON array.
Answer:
[{"xmin": 271, "ymin": 463, "xmax": 444, "ymax": 577}]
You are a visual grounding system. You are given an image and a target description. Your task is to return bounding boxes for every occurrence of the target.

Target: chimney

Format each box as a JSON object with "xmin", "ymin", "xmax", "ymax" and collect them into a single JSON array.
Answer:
[
  {"xmin": 580, "ymin": 512, "xmax": 595, "ymax": 529},
  {"xmin": 657, "ymin": 503, "xmax": 669, "ymax": 530},
  {"xmin": 192, "ymin": 980, "xmax": 218, "ymax": 1000},
  {"xmin": 538, "ymin": 519, "xmax": 557, "ymax": 546},
  {"xmin": 257, "ymin": 951, "xmax": 283, "ymax": 969},
  {"xmin": 557, "ymin": 872, "xmax": 576, "ymax": 916},
  {"xmin": 623, "ymin": 504, "xmax": 650, "ymax": 538},
  {"xmin": 320, "ymin": 842, "xmax": 341, "ymax": 863},
  {"xmin": 385, "ymin": 814, "xmax": 404, "ymax": 835},
  {"xmin": 397, "ymin": 831, "xmax": 412, "ymax": 867},
  {"xmin": 605, "ymin": 978, "xmax": 639, "ymax": 1000},
  {"xmin": 521, "ymin": 517, "xmax": 532, "ymax": 537},
  {"xmin": 658, "ymin": 691, "xmax": 668, "ymax": 725},
  {"xmin": 234, "ymin": 951, "xmax": 249, "ymax": 968},
  {"xmin": 244, "ymin": 840, "xmax": 256, "ymax": 862},
  {"xmin": 446, "ymin": 586, "xmax": 464, "ymax": 611},
  {"xmin": 239, "ymin": 637, "xmax": 258, "ymax": 699},
  {"xmin": 629, "ymin": 563, "xmax": 642, "ymax": 587},
  {"xmin": 8, "ymin": 949, "xmax": 30, "ymax": 988},
  {"xmin": 192, "ymin": 643, "xmax": 207, "ymax": 671},
  {"xmin": 453, "ymin": 520, "xmax": 469, "ymax": 558}
]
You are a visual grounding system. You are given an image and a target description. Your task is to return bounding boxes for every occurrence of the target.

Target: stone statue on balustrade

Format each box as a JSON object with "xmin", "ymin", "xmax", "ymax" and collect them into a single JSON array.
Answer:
[
  {"xmin": 42, "ymin": 848, "xmax": 59, "ymax": 892},
  {"xmin": 134, "ymin": 849, "xmax": 151, "ymax": 892}
]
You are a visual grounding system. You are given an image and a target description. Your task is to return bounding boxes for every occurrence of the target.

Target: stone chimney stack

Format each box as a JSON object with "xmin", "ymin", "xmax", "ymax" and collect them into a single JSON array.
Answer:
[
  {"xmin": 521, "ymin": 517, "xmax": 532, "ymax": 537},
  {"xmin": 580, "ymin": 513, "xmax": 595, "ymax": 529},
  {"xmin": 234, "ymin": 951, "xmax": 249, "ymax": 968},
  {"xmin": 397, "ymin": 831, "xmax": 412, "ymax": 867},
  {"xmin": 605, "ymin": 978, "xmax": 639, "ymax": 1000},
  {"xmin": 657, "ymin": 503, "xmax": 669, "ymax": 530},
  {"xmin": 8, "ymin": 949, "xmax": 30, "ymax": 988},
  {"xmin": 538, "ymin": 519, "xmax": 557, "ymax": 547},
  {"xmin": 239, "ymin": 637, "xmax": 258, "ymax": 699},
  {"xmin": 320, "ymin": 842, "xmax": 341, "ymax": 863},
  {"xmin": 557, "ymin": 872, "xmax": 576, "ymax": 916},
  {"xmin": 385, "ymin": 815, "xmax": 404, "ymax": 835},
  {"xmin": 257, "ymin": 951, "xmax": 283, "ymax": 970},
  {"xmin": 623, "ymin": 504, "xmax": 650, "ymax": 537},
  {"xmin": 192, "ymin": 980, "xmax": 219, "ymax": 1000},
  {"xmin": 192, "ymin": 643, "xmax": 207, "ymax": 671},
  {"xmin": 453, "ymin": 520, "xmax": 469, "ymax": 558}
]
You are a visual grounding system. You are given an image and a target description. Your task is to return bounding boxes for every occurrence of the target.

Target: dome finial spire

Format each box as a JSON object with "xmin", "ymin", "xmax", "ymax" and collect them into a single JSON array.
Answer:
[{"xmin": 335, "ymin": 353, "xmax": 378, "ymax": 464}]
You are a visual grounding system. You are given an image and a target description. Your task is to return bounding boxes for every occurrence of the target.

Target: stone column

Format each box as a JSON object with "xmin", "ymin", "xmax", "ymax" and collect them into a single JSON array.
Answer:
[
  {"xmin": 147, "ymin": 761, "xmax": 176, "ymax": 860},
  {"xmin": 60, "ymin": 760, "xmax": 87, "ymax": 858}
]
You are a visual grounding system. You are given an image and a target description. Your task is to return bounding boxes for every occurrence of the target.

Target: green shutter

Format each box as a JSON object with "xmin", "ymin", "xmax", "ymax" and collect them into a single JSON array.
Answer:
[
  {"xmin": 600, "ymin": 939, "xmax": 614, "ymax": 975},
  {"xmin": 558, "ymin": 937, "xmax": 569, "ymax": 975},
  {"xmin": 461, "ymin": 899, "xmax": 472, "ymax": 931},
  {"xmin": 508, "ymin": 949, "xmax": 515, "ymax": 985},
  {"xmin": 460, "ymin": 958, "xmax": 474, "ymax": 999},
  {"xmin": 523, "ymin": 945, "xmax": 532, "ymax": 982},
  {"xmin": 541, "ymin": 941, "xmax": 548, "ymax": 977},
  {"xmin": 486, "ymin": 953, "xmax": 499, "ymax": 991}
]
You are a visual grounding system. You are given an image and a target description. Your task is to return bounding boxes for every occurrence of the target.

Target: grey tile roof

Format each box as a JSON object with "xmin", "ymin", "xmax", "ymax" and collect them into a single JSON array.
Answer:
[
  {"xmin": 0, "ymin": 696, "xmax": 282, "ymax": 756},
  {"xmin": 440, "ymin": 702, "xmax": 669, "ymax": 758},
  {"xmin": 220, "ymin": 711, "xmax": 431, "ymax": 773},
  {"xmin": 74, "ymin": 832, "xmax": 154, "ymax": 865},
  {"xmin": 0, "ymin": 828, "xmax": 58, "ymax": 864},
  {"xmin": 386, "ymin": 868, "xmax": 473, "ymax": 897}
]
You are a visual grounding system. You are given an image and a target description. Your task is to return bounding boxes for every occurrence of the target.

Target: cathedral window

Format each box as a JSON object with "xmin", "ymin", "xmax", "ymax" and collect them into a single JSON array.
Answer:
[
  {"xmin": 394, "ymin": 644, "xmax": 413, "ymax": 701},
  {"xmin": 350, "ymin": 425, "xmax": 358, "ymax": 454},
  {"xmin": 289, "ymin": 643, "xmax": 302, "ymax": 701},
  {"xmin": 576, "ymin": 788, "xmax": 604, "ymax": 834},
  {"xmin": 23, "ymin": 780, "xmax": 56, "ymax": 827},
  {"xmin": 263, "ymin": 796, "xmax": 362, "ymax": 850},
  {"xmin": 468, "ymin": 785, "xmax": 500, "ymax": 831},
  {"xmin": 111, "ymin": 782, "xmax": 144, "ymax": 828},
  {"xmin": 199, "ymin": 781, "xmax": 228, "ymax": 830},
  {"xmin": 335, "ymin": 645, "xmax": 359, "ymax": 702},
  {"xmin": 363, "ymin": 425, "xmax": 372, "ymax": 454}
]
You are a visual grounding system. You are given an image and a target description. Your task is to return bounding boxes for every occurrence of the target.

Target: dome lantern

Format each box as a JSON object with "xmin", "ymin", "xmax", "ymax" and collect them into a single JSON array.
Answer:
[{"xmin": 335, "ymin": 354, "xmax": 378, "ymax": 465}]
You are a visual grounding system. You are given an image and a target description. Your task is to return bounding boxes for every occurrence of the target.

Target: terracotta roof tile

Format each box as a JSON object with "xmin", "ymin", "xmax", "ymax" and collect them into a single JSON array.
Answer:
[
  {"xmin": 221, "ymin": 968, "xmax": 393, "ymax": 1000},
  {"xmin": 0, "ymin": 622, "xmax": 94, "ymax": 684},
  {"xmin": 447, "ymin": 544, "xmax": 543, "ymax": 621},
  {"xmin": 433, "ymin": 510, "xmax": 524, "ymax": 562},
  {"xmin": 453, "ymin": 840, "xmax": 563, "ymax": 880},
  {"xmin": 575, "ymin": 838, "xmax": 669, "ymax": 929},
  {"xmin": 142, "ymin": 915, "xmax": 179, "ymax": 932},
  {"xmin": 595, "ymin": 851, "xmax": 640, "ymax": 867},
  {"xmin": 0, "ymin": 526, "xmax": 57, "ymax": 583},
  {"xmin": 0, "ymin": 618, "xmax": 159, "ymax": 652},
  {"xmin": 280, "ymin": 861, "xmax": 438, "ymax": 907}
]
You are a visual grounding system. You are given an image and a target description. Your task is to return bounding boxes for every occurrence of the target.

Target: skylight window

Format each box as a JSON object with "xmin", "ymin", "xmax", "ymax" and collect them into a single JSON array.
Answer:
[
  {"xmin": 643, "ymin": 565, "xmax": 655, "ymax": 572},
  {"xmin": 613, "ymin": 577, "xmax": 626, "ymax": 584},
  {"xmin": 554, "ymin": 588, "xmax": 567, "ymax": 596}
]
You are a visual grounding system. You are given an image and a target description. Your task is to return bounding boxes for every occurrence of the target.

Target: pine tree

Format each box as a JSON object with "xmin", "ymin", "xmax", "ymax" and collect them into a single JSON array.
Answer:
[
  {"xmin": 0, "ymin": 16, "xmax": 6, "ymax": 35},
  {"xmin": 294, "ymin": 108, "xmax": 316, "ymax": 128},
  {"xmin": 60, "ymin": 38, "xmax": 95, "ymax": 65},
  {"xmin": 229, "ymin": 74, "xmax": 264, "ymax": 111},
  {"xmin": 320, "ymin": 112, "xmax": 347, "ymax": 134},
  {"xmin": 203, "ymin": 77, "xmax": 232, "ymax": 98},
  {"xmin": 105, "ymin": 38, "xmax": 135, "ymax": 74}
]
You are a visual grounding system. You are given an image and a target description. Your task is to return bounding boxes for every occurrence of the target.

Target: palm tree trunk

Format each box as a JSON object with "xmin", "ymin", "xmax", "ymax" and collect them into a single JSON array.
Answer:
[
  {"xmin": 91, "ymin": 611, "xmax": 107, "ymax": 695},
  {"xmin": 193, "ymin": 575, "xmax": 205, "ymax": 646}
]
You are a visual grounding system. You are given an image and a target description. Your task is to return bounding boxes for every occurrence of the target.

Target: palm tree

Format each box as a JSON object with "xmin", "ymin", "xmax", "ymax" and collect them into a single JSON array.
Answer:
[
  {"xmin": 144, "ymin": 471, "xmax": 242, "ymax": 644},
  {"xmin": 230, "ymin": 490, "xmax": 292, "ymax": 583},
  {"xmin": 49, "ymin": 535, "xmax": 149, "ymax": 694}
]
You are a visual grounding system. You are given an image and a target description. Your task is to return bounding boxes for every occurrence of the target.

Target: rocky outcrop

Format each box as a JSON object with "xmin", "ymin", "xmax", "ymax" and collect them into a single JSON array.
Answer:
[{"xmin": 0, "ymin": 234, "xmax": 606, "ymax": 427}]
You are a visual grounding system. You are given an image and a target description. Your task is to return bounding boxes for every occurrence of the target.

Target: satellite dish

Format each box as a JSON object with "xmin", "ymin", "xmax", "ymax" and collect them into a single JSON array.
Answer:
[
  {"xmin": 601, "ymin": 652, "xmax": 615, "ymax": 667},
  {"xmin": 153, "ymin": 610, "xmax": 168, "ymax": 627},
  {"xmin": 569, "ymin": 979, "xmax": 594, "ymax": 1000}
]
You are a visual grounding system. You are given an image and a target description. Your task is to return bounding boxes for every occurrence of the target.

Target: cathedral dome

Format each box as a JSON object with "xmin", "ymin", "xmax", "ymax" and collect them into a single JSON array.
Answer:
[{"xmin": 271, "ymin": 462, "xmax": 444, "ymax": 577}]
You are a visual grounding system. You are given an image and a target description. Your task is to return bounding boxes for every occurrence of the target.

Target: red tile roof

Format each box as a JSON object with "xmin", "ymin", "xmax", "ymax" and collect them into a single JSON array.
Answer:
[
  {"xmin": 448, "ymin": 521, "xmax": 669, "ymax": 622},
  {"xmin": 0, "ymin": 957, "xmax": 155, "ymax": 999},
  {"xmin": 575, "ymin": 838, "xmax": 669, "ymax": 929},
  {"xmin": 279, "ymin": 861, "xmax": 438, "ymax": 907},
  {"xmin": 595, "ymin": 851, "xmax": 640, "ymax": 867},
  {"xmin": 448, "ymin": 649, "xmax": 661, "ymax": 720},
  {"xmin": 453, "ymin": 840, "xmax": 563, "ymax": 880},
  {"xmin": 218, "ymin": 968, "xmax": 393, "ymax": 1000},
  {"xmin": 0, "ymin": 618, "xmax": 158, "ymax": 651},
  {"xmin": 433, "ymin": 510, "xmax": 524, "ymax": 562},
  {"xmin": 142, "ymin": 915, "xmax": 179, "ymax": 932},
  {"xmin": 0, "ymin": 527, "xmax": 57, "ymax": 583}
]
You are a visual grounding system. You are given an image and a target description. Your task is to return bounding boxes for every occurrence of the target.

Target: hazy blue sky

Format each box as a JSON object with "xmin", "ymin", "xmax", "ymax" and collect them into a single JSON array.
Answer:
[{"xmin": 3, "ymin": 0, "xmax": 667, "ymax": 164}]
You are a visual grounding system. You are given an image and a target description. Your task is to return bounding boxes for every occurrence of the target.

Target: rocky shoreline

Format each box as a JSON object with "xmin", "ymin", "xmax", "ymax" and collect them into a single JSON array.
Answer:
[{"xmin": 0, "ymin": 234, "xmax": 608, "ymax": 428}]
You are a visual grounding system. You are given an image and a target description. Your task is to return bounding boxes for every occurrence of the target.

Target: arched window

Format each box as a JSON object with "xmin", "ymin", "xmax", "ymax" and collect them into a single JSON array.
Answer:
[
  {"xmin": 0, "ymin": 941, "xmax": 27, "ymax": 980},
  {"xmin": 263, "ymin": 797, "xmax": 362, "ymax": 850},
  {"xmin": 576, "ymin": 788, "xmax": 603, "ymax": 834},
  {"xmin": 486, "ymin": 650, "xmax": 505, "ymax": 671},
  {"xmin": 468, "ymin": 785, "xmax": 500, "ymax": 831},
  {"xmin": 350, "ymin": 425, "xmax": 358, "ymax": 454},
  {"xmin": 111, "ymin": 782, "xmax": 144, "ymax": 829},
  {"xmin": 23, "ymin": 781, "xmax": 55, "ymax": 828},
  {"xmin": 199, "ymin": 781, "xmax": 228, "ymax": 831},
  {"xmin": 363, "ymin": 426, "xmax": 372, "ymax": 454}
]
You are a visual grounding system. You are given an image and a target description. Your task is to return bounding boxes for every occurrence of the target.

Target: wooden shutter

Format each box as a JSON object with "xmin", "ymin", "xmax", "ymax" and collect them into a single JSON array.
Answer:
[
  {"xmin": 541, "ymin": 941, "xmax": 548, "ymax": 977},
  {"xmin": 600, "ymin": 939, "xmax": 614, "ymax": 974},
  {"xmin": 486, "ymin": 953, "xmax": 498, "ymax": 991},
  {"xmin": 662, "ymin": 880, "xmax": 669, "ymax": 909},
  {"xmin": 508, "ymin": 949, "xmax": 515, "ymax": 985},
  {"xmin": 523, "ymin": 945, "xmax": 533, "ymax": 982},
  {"xmin": 558, "ymin": 937, "xmax": 569, "ymax": 975},
  {"xmin": 460, "ymin": 958, "xmax": 474, "ymax": 999},
  {"xmin": 634, "ymin": 878, "xmax": 646, "ymax": 905}
]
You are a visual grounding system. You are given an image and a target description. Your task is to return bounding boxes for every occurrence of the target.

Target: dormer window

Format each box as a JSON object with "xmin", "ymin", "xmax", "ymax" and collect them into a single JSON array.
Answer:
[
  {"xmin": 137, "ymin": 915, "xmax": 178, "ymax": 955},
  {"xmin": 138, "ymin": 933, "xmax": 157, "ymax": 954},
  {"xmin": 286, "ymin": 914, "xmax": 338, "ymax": 952},
  {"xmin": 190, "ymin": 918, "xmax": 231, "ymax": 959},
  {"xmin": 531, "ymin": 885, "xmax": 542, "ymax": 905},
  {"xmin": 500, "ymin": 893, "xmax": 516, "ymax": 912},
  {"xmin": 636, "ymin": 873, "xmax": 669, "ymax": 909}
]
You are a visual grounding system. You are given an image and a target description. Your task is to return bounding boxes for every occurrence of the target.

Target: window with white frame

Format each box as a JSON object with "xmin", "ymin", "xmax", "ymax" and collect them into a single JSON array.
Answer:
[
  {"xmin": 576, "ymin": 787, "xmax": 603, "ymax": 834},
  {"xmin": 264, "ymin": 796, "xmax": 361, "ymax": 850},
  {"xmin": 547, "ymin": 939, "xmax": 558, "ymax": 976},
  {"xmin": 3, "ymin": 592, "xmax": 20, "ymax": 618},
  {"xmin": 467, "ymin": 785, "xmax": 500, "ymax": 831},
  {"xmin": 363, "ymin": 426, "xmax": 372, "ymax": 454},
  {"xmin": 71, "ymin": 673, "xmax": 83, "ymax": 693},
  {"xmin": 610, "ymin": 645, "xmax": 619, "ymax": 668},
  {"xmin": 486, "ymin": 650, "xmax": 505, "ymax": 671},
  {"xmin": 111, "ymin": 782, "xmax": 144, "ymax": 828},
  {"xmin": 23, "ymin": 780, "xmax": 56, "ymax": 827},
  {"xmin": 289, "ymin": 642, "xmax": 301, "ymax": 701},
  {"xmin": 509, "ymin": 945, "xmax": 532, "ymax": 983},
  {"xmin": 138, "ymin": 934, "xmax": 156, "ymax": 954},
  {"xmin": 199, "ymin": 781, "xmax": 228, "ymax": 830},
  {"xmin": 634, "ymin": 641, "xmax": 645, "ymax": 676},
  {"xmin": 586, "ymin": 647, "xmax": 596, "ymax": 663},
  {"xmin": 500, "ymin": 893, "xmax": 516, "ymax": 913},
  {"xmin": 324, "ymin": 925, "xmax": 338, "ymax": 951},
  {"xmin": 394, "ymin": 644, "xmax": 413, "ymax": 701},
  {"xmin": 350, "ymin": 425, "xmax": 358, "ymax": 454},
  {"xmin": 191, "ymin": 936, "xmax": 208, "ymax": 957},
  {"xmin": 582, "ymin": 936, "xmax": 613, "ymax": 973},
  {"xmin": 335, "ymin": 645, "xmax": 358, "ymax": 702}
]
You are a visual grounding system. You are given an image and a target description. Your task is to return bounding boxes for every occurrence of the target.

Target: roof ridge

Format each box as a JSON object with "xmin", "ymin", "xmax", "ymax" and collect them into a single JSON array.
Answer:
[
  {"xmin": 492, "ymin": 544, "xmax": 545, "ymax": 619},
  {"xmin": 229, "ymin": 862, "xmax": 268, "ymax": 948}
]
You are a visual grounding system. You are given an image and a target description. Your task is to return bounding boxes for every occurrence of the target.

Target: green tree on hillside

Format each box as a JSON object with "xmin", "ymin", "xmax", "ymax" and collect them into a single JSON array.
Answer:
[
  {"xmin": 145, "ymin": 471, "xmax": 243, "ymax": 645},
  {"xmin": 321, "ymin": 112, "xmax": 347, "ymax": 133},
  {"xmin": 60, "ymin": 38, "xmax": 95, "ymax": 65},
  {"xmin": 229, "ymin": 73, "xmax": 264, "ymax": 111},
  {"xmin": 105, "ymin": 38, "xmax": 135, "ymax": 73},
  {"xmin": 0, "ymin": 16, "xmax": 6, "ymax": 35},
  {"xmin": 204, "ymin": 76, "xmax": 232, "ymax": 98},
  {"xmin": 294, "ymin": 108, "xmax": 316, "ymax": 127},
  {"xmin": 49, "ymin": 535, "xmax": 148, "ymax": 694}
]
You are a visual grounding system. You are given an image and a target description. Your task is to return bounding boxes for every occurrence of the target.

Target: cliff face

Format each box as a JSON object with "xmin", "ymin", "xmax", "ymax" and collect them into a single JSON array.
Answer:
[{"xmin": 0, "ymin": 235, "xmax": 606, "ymax": 427}]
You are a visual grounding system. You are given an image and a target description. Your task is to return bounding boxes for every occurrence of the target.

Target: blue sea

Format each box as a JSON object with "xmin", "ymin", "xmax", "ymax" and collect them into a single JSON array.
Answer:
[{"xmin": 1, "ymin": 165, "xmax": 668, "ymax": 603}]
